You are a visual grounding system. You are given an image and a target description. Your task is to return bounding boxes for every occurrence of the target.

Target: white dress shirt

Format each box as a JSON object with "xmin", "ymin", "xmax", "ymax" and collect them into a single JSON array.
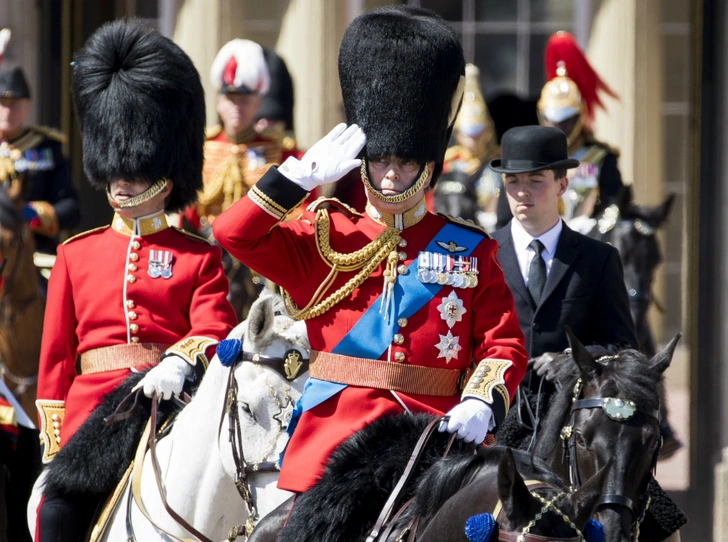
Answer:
[{"xmin": 510, "ymin": 218, "xmax": 563, "ymax": 286}]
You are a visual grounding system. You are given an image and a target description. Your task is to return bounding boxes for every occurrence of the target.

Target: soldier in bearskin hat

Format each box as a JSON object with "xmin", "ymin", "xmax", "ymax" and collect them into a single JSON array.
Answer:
[
  {"xmin": 214, "ymin": 5, "xmax": 527, "ymax": 508},
  {"xmin": 0, "ymin": 29, "xmax": 80, "ymax": 262},
  {"xmin": 34, "ymin": 20, "xmax": 236, "ymax": 540}
]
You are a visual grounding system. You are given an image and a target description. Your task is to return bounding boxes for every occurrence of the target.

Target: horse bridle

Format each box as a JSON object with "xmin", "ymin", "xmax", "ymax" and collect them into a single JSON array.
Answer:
[
  {"xmin": 218, "ymin": 345, "xmax": 310, "ymax": 539},
  {"xmin": 560, "ymin": 376, "xmax": 661, "ymax": 540}
]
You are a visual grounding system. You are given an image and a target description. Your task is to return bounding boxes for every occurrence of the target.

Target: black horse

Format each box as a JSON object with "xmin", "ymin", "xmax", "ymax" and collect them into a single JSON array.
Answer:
[
  {"xmin": 588, "ymin": 188, "xmax": 676, "ymax": 358},
  {"xmin": 252, "ymin": 414, "xmax": 609, "ymax": 542},
  {"xmin": 500, "ymin": 329, "xmax": 686, "ymax": 542}
]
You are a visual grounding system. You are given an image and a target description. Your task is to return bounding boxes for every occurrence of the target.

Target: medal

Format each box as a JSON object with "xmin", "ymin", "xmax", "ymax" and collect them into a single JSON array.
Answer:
[{"xmin": 148, "ymin": 250, "xmax": 174, "ymax": 279}]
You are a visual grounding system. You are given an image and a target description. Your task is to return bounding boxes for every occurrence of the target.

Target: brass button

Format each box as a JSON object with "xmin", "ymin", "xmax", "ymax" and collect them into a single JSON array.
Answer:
[
  {"xmin": 397, "ymin": 265, "xmax": 408, "ymax": 275},
  {"xmin": 394, "ymin": 352, "xmax": 405, "ymax": 363},
  {"xmin": 129, "ymin": 324, "xmax": 139, "ymax": 333},
  {"xmin": 53, "ymin": 429, "xmax": 60, "ymax": 436},
  {"xmin": 55, "ymin": 436, "xmax": 61, "ymax": 444},
  {"xmin": 128, "ymin": 263, "xmax": 138, "ymax": 272},
  {"xmin": 128, "ymin": 311, "xmax": 138, "ymax": 320},
  {"xmin": 126, "ymin": 300, "xmax": 135, "ymax": 309},
  {"xmin": 52, "ymin": 422, "xmax": 60, "ymax": 429},
  {"xmin": 131, "ymin": 241, "xmax": 141, "ymax": 250},
  {"xmin": 398, "ymin": 239, "xmax": 407, "ymax": 248},
  {"xmin": 129, "ymin": 253, "xmax": 139, "ymax": 262},
  {"xmin": 126, "ymin": 274, "xmax": 136, "ymax": 284},
  {"xmin": 398, "ymin": 317, "xmax": 408, "ymax": 327},
  {"xmin": 398, "ymin": 251, "xmax": 407, "ymax": 261},
  {"xmin": 51, "ymin": 414, "xmax": 59, "ymax": 422},
  {"xmin": 131, "ymin": 336, "xmax": 140, "ymax": 343},
  {"xmin": 393, "ymin": 334, "xmax": 404, "ymax": 345}
]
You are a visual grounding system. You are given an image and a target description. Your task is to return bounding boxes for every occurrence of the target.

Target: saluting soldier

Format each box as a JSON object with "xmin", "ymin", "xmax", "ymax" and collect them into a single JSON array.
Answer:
[
  {"xmin": 34, "ymin": 20, "xmax": 236, "ymax": 541},
  {"xmin": 0, "ymin": 65, "xmax": 80, "ymax": 258},
  {"xmin": 213, "ymin": 5, "xmax": 527, "ymax": 500}
]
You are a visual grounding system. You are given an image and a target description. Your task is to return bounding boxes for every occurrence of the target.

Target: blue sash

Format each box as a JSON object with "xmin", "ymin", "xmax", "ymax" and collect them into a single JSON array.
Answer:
[{"xmin": 282, "ymin": 222, "xmax": 484, "ymax": 456}]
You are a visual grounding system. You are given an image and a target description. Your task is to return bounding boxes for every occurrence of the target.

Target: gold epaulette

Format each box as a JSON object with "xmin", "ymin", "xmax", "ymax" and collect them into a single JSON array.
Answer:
[
  {"xmin": 172, "ymin": 226, "xmax": 214, "ymax": 245},
  {"xmin": 439, "ymin": 214, "xmax": 491, "ymax": 238},
  {"xmin": 62, "ymin": 226, "xmax": 108, "ymax": 245},
  {"xmin": 205, "ymin": 124, "xmax": 223, "ymax": 140},
  {"xmin": 29, "ymin": 125, "xmax": 68, "ymax": 145},
  {"xmin": 306, "ymin": 197, "xmax": 364, "ymax": 218}
]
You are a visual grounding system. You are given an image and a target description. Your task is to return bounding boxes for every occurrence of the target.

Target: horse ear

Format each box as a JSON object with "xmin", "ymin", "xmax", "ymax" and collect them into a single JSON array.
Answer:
[
  {"xmin": 497, "ymin": 448, "xmax": 531, "ymax": 529},
  {"xmin": 567, "ymin": 459, "xmax": 612, "ymax": 528},
  {"xmin": 565, "ymin": 326, "xmax": 599, "ymax": 378},
  {"xmin": 648, "ymin": 332, "xmax": 682, "ymax": 375},
  {"xmin": 246, "ymin": 292, "xmax": 276, "ymax": 347},
  {"xmin": 646, "ymin": 193, "xmax": 675, "ymax": 227}
]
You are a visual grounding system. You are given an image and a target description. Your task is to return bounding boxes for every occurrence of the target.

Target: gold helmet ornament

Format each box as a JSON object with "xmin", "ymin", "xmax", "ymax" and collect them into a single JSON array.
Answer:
[
  {"xmin": 537, "ymin": 62, "xmax": 584, "ymax": 145},
  {"xmin": 455, "ymin": 64, "xmax": 495, "ymax": 149}
]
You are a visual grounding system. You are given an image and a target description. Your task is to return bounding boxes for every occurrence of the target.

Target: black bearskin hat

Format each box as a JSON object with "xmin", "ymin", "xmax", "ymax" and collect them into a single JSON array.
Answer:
[
  {"xmin": 71, "ymin": 19, "xmax": 205, "ymax": 213},
  {"xmin": 255, "ymin": 48, "xmax": 295, "ymax": 131},
  {"xmin": 338, "ymin": 6, "xmax": 465, "ymax": 181}
]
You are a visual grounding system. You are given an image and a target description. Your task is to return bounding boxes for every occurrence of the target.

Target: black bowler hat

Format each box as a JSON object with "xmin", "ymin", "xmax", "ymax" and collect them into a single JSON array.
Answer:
[
  {"xmin": 0, "ymin": 67, "xmax": 30, "ymax": 99},
  {"xmin": 490, "ymin": 125, "xmax": 579, "ymax": 173}
]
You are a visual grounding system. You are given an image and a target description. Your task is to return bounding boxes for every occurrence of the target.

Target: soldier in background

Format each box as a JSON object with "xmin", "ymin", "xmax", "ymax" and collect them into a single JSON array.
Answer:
[
  {"xmin": 435, "ymin": 64, "xmax": 502, "ymax": 231},
  {"xmin": 537, "ymin": 31, "xmax": 624, "ymax": 233},
  {"xmin": 186, "ymin": 39, "xmax": 298, "ymax": 319},
  {"xmin": 0, "ymin": 65, "xmax": 80, "ymax": 272}
]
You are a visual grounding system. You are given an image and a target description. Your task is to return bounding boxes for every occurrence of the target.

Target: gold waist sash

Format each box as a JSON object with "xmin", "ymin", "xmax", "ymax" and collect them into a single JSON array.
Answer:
[
  {"xmin": 309, "ymin": 350, "xmax": 469, "ymax": 397},
  {"xmin": 80, "ymin": 343, "xmax": 171, "ymax": 375}
]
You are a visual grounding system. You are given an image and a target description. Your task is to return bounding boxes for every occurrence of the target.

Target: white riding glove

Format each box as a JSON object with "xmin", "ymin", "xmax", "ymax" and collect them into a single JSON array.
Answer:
[
  {"xmin": 133, "ymin": 355, "xmax": 191, "ymax": 400},
  {"xmin": 439, "ymin": 398, "xmax": 495, "ymax": 444},
  {"xmin": 278, "ymin": 123, "xmax": 366, "ymax": 191}
]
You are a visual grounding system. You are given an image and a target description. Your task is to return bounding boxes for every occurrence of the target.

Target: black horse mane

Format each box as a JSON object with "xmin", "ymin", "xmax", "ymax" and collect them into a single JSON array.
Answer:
[
  {"xmin": 403, "ymin": 446, "xmax": 564, "ymax": 529},
  {"xmin": 534, "ymin": 344, "xmax": 662, "ymax": 460}
]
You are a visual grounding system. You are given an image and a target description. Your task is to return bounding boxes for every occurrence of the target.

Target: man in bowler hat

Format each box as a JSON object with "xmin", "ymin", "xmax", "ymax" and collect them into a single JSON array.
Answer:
[{"xmin": 490, "ymin": 125, "xmax": 636, "ymax": 394}]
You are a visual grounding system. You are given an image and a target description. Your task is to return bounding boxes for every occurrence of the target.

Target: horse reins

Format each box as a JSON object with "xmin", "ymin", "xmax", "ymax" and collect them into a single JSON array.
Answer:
[{"xmin": 560, "ymin": 378, "xmax": 661, "ymax": 540}]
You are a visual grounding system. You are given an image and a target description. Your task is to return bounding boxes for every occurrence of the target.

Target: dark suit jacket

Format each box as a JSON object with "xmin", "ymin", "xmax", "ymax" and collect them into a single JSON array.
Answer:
[{"xmin": 493, "ymin": 221, "xmax": 637, "ymax": 361}]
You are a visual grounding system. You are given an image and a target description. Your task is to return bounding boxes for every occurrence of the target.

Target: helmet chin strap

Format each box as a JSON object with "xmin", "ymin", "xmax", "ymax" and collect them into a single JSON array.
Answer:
[
  {"xmin": 360, "ymin": 159, "xmax": 430, "ymax": 206},
  {"xmin": 106, "ymin": 179, "xmax": 168, "ymax": 209}
]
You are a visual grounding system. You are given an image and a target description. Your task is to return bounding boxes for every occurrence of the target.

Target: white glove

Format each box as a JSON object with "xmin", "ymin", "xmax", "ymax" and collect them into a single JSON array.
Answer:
[
  {"xmin": 438, "ymin": 398, "xmax": 495, "ymax": 443},
  {"xmin": 278, "ymin": 123, "xmax": 366, "ymax": 191},
  {"xmin": 531, "ymin": 351, "xmax": 568, "ymax": 381},
  {"xmin": 133, "ymin": 355, "xmax": 192, "ymax": 400}
]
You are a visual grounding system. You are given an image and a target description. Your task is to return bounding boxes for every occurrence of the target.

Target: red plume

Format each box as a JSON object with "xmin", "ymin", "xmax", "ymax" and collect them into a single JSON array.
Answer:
[
  {"xmin": 544, "ymin": 31, "xmax": 618, "ymax": 125},
  {"xmin": 223, "ymin": 55, "xmax": 237, "ymax": 86}
]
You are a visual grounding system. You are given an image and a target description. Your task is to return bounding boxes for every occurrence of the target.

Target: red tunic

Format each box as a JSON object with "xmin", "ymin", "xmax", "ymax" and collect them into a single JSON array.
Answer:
[
  {"xmin": 213, "ymin": 168, "xmax": 527, "ymax": 492},
  {"xmin": 36, "ymin": 211, "xmax": 237, "ymax": 456}
]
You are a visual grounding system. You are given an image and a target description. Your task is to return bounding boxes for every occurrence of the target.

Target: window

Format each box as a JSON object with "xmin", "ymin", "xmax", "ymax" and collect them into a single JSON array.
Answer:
[{"xmin": 409, "ymin": 0, "xmax": 587, "ymax": 99}]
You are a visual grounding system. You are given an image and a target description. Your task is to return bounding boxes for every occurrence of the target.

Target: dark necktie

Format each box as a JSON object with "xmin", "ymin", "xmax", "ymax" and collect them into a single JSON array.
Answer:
[{"xmin": 528, "ymin": 239, "xmax": 547, "ymax": 305}]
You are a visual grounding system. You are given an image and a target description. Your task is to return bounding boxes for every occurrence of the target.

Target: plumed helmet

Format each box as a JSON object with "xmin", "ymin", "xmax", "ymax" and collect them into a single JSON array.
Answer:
[
  {"xmin": 455, "ymin": 64, "xmax": 495, "ymax": 143},
  {"xmin": 338, "ymin": 6, "xmax": 465, "ymax": 181},
  {"xmin": 255, "ymin": 48, "xmax": 294, "ymax": 130},
  {"xmin": 540, "ymin": 31, "xmax": 618, "ymax": 131},
  {"xmin": 211, "ymin": 39, "xmax": 270, "ymax": 95},
  {"xmin": 71, "ymin": 19, "xmax": 205, "ymax": 213}
]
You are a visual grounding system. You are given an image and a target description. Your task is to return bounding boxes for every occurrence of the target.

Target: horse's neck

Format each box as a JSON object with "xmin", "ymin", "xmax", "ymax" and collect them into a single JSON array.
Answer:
[{"xmin": 3, "ymin": 227, "xmax": 40, "ymax": 304}]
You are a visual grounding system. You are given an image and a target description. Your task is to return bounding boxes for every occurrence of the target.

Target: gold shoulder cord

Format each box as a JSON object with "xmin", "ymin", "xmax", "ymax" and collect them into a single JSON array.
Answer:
[{"xmin": 283, "ymin": 208, "xmax": 401, "ymax": 320}]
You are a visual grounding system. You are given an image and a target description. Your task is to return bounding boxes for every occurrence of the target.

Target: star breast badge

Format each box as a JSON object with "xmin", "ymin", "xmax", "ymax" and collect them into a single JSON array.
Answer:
[
  {"xmin": 436, "ymin": 240, "xmax": 468, "ymax": 253},
  {"xmin": 437, "ymin": 291, "xmax": 467, "ymax": 328},
  {"xmin": 435, "ymin": 331, "xmax": 462, "ymax": 363}
]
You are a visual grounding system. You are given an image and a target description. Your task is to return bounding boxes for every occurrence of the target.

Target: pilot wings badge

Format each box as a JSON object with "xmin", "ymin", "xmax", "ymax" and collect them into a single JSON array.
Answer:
[{"xmin": 436, "ymin": 240, "xmax": 468, "ymax": 253}]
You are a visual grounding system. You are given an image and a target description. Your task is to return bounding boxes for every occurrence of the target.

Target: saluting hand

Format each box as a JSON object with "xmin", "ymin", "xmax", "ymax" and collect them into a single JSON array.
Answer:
[{"xmin": 278, "ymin": 123, "xmax": 367, "ymax": 191}]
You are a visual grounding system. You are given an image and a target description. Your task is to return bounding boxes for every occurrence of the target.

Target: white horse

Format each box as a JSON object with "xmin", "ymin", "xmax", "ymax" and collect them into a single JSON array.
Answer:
[{"xmin": 29, "ymin": 290, "xmax": 309, "ymax": 541}]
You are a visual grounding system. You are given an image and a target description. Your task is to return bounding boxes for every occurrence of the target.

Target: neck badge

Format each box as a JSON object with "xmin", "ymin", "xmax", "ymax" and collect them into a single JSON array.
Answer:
[{"xmin": 148, "ymin": 250, "xmax": 174, "ymax": 279}]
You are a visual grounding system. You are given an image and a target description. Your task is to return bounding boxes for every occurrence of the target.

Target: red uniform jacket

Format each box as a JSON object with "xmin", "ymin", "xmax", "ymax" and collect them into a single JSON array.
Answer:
[
  {"xmin": 36, "ymin": 211, "xmax": 236, "ymax": 461},
  {"xmin": 213, "ymin": 168, "xmax": 527, "ymax": 492}
]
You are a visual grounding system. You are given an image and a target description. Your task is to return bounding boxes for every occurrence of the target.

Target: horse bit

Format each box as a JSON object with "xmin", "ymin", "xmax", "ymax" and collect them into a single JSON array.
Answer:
[{"xmin": 560, "ymin": 372, "xmax": 662, "ymax": 541}]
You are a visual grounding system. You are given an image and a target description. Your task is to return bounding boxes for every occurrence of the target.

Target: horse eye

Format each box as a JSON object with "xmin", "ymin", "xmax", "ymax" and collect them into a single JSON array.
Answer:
[
  {"xmin": 240, "ymin": 402, "xmax": 251, "ymax": 414},
  {"xmin": 575, "ymin": 432, "xmax": 588, "ymax": 449}
]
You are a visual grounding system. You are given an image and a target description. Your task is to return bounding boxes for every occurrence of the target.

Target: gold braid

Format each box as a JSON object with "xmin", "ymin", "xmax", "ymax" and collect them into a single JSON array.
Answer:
[{"xmin": 282, "ymin": 209, "xmax": 401, "ymax": 320}]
